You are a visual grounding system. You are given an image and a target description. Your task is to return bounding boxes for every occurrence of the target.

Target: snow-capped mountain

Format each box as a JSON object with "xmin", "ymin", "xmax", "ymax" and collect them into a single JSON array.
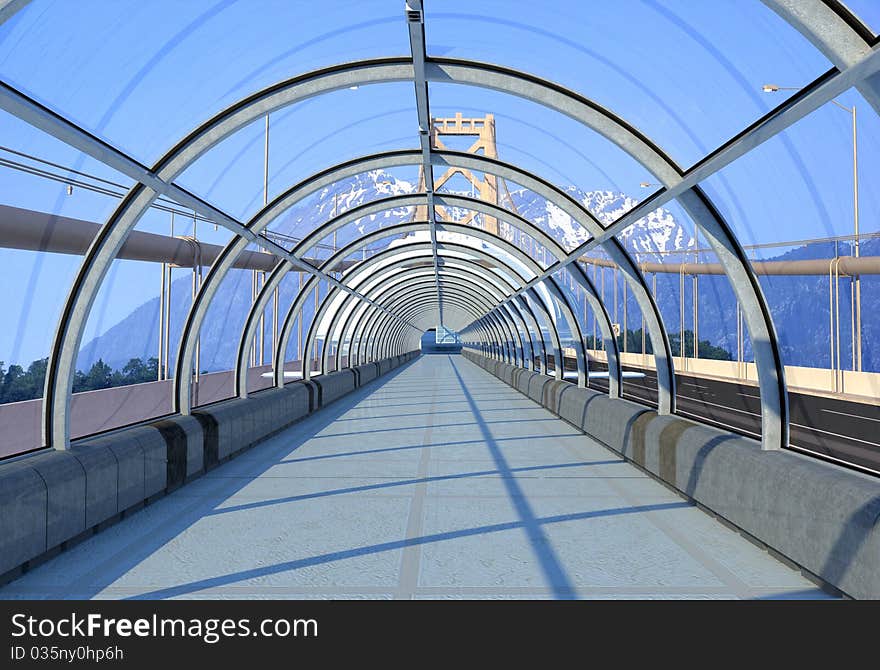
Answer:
[
  {"xmin": 268, "ymin": 169, "xmax": 693, "ymax": 261},
  {"xmin": 79, "ymin": 169, "xmax": 694, "ymax": 372},
  {"xmin": 509, "ymin": 186, "xmax": 692, "ymax": 257},
  {"xmin": 87, "ymin": 168, "xmax": 880, "ymax": 375}
]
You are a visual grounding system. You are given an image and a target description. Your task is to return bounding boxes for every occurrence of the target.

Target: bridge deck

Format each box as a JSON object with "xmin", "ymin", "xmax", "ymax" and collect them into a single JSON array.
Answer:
[{"xmin": 0, "ymin": 355, "xmax": 832, "ymax": 600}]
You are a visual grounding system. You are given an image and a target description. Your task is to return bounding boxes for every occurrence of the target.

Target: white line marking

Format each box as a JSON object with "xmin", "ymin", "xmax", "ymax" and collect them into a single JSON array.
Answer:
[{"xmin": 821, "ymin": 408, "xmax": 880, "ymax": 423}]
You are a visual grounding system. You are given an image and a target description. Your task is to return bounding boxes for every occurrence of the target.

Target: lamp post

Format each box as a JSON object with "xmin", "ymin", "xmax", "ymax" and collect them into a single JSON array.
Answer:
[
  {"xmin": 641, "ymin": 181, "xmax": 700, "ymax": 359},
  {"xmin": 763, "ymin": 84, "xmax": 861, "ymax": 371}
]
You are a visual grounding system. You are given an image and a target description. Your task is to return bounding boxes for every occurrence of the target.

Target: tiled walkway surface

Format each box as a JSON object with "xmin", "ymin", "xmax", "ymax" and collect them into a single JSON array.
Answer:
[{"xmin": 0, "ymin": 355, "xmax": 832, "ymax": 599}]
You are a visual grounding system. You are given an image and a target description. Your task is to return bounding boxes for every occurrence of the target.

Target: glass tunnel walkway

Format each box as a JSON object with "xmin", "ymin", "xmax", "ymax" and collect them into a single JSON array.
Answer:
[{"xmin": 0, "ymin": 354, "xmax": 830, "ymax": 601}]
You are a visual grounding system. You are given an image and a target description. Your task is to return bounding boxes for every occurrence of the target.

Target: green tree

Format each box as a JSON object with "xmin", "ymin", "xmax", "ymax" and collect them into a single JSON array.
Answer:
[
  {"xmin": 585, "ymin": 329, "xmax": 730, "ymax": 361},
  {"xmin": 668, "ymin": 331, "xmax": 732, "ymax": 360},
  {"xmin": 0, "ymin": 356, "xmax": 162, "ymax": 404},
  {"xmin": 0, "ymin": 363, "xmax": 25, "ymax": 402},
  {"xmin": 73, "ymin": 359, "xmax": 113, "ymax": 393}
]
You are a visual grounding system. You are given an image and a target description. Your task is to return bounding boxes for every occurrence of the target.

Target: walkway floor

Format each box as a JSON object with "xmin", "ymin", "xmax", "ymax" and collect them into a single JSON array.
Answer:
[{"xmin": 1, "ymin": 355, "xmax": 833, "ymax": 600}]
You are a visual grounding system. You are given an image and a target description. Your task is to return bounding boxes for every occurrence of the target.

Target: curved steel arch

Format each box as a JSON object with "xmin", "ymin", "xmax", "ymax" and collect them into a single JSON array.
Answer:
[
  {"xmin": 224, "ymin": 197, "xmax": 533, "ymax": 400},
  {"xmin": 419, "ymin": 63, "xmax": 783, "ymax": 443},
  {"xmin": 33, "ymin": 52, "xmax": 803, "ymax": 448},
  {"xmin": 366, "ymin": 296, "xmax": 471, "ymax": 363},
  {"xmin": 369, "ymin": 292, "xmax": 488, "ymax": 345},
  {"xmin": 434, "ymin": 192, "xmax": 625, "ymax": 390},
  {"xmin": 326, "ymin": 264, "xmax": 525, "ymax": 370},
  {"xmin": 176, "ymin": 189, "xmax": 424, "ymax": 401},
  {"xmin": 309, "ymin": 272, "xmax": 507, "ymax": 375},
  {"xmin": 277, "ymin": 237, "xmax": 566, "ymax": 383},
  {"xmin": 761, "ymin": 1, "xmax": 880, "ymax": 114},
  {"xmin": 184, "ymin": 151, "xmax": 654, "ymax": 413},
  {"xmin": 324, "ymin": 261, "xmax": 526, "ymax": 369},
  {"xmin": 463, "ymin": 319, "xmax": 502, "ymax": 359},
  {"xmin": 367, "ymin": 279, "xmax": 522, "ymax": 364},
  {"xmin": 230, "ymin": 221, "xmax": 434, "ymax": 406},
  {"xmin": 386, "ymin": 60, "xmax": 781, "ymax": 441},
  {"xmin": 271, "ymin": 190, "xmax": 604, "ymax": 382},
  {"xmin": 372, "ymin": 286, "xmax": 497, "ymax": 332},
  {"xmin": 345, "ymin": 255, "xmax": 514, "ymax": 366},
  {"xmin": 336, "ymin": 257, "xmax": 543, "ymax": 371},
  {"xmin": 275, "ymin": 238, "xmax": 561, "ymax": 379},
  {"xmin": 305, "ymin": 253, "xmax": 529, "ymax": 377},
  {"xmin": 230, "ymin": 219, "xmax": 431, "ymax": 400},
  {"xmin": 39, "ymin": 60, "xmax": 421, "ymax": 447},
  {"xmin": 333, "ymin": 260, "xmax": 514, "ymax": 361},
  {"xmin": 293, "ymin": 226, "xmax": 585, "ymax": 383},
  {"xmin": 375, "ymin": 300, "xmax": 468, "ymax": 359},
  {"xmin": 376, "ymin": 295, "xmax": 486, "ymax": 338},
  {"xmin": 243, "ymin": 222, "xmax": 510, "ymax": 384},
  {"xmin": 351, "ymin": 252, "xmax": 549, "ymax": 371},
  {"xmin": 180, "ymin": 153, "xmax": 632, "ymax": 410},
  {"xmin": 351, "ymin": 242, "xmax": 565, "ymax": 370}
]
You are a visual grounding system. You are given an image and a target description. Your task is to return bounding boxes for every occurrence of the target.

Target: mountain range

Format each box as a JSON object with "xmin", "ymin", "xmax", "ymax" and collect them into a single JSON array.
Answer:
[{"xmin": 77, "ymin": 169, "xmax": 877, "ymax": 374}]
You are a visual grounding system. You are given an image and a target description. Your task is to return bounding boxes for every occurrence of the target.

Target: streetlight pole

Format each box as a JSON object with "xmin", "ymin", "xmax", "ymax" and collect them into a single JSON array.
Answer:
[
  {"xmin": 763, "ymin": 84, "xmax": 861, "ymax": 371},
  {"xmin": 641, "ymin": 180, "xmax": 699, "ymax": 360}
]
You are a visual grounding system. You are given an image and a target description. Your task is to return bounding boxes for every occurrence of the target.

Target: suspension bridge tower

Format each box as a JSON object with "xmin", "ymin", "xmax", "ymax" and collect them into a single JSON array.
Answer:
[{"xmin": 414, "ymin": 112, "xmax": 502, "ymax": 235}]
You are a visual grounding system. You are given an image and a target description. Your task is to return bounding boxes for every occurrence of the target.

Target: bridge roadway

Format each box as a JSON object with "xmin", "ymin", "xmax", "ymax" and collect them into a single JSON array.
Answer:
[
  {"xmin": 0, "ymin": 355, "xmax": 833, "ymax": 600},
  {"xmin": 581, "ymin": 363, "xmax": 880, "ymax": 474}
]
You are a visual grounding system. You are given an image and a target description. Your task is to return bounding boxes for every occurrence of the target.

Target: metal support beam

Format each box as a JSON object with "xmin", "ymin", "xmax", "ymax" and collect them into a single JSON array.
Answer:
[
  {"xmin": 7, "ymin": 31, "xmax": 876, "ymax": 449},
  {"xmin": 311, "ymin": 274, "xmax": 498, "ymax": 375},
  {"xmin": 761, "ymin": 0, "xmax": 880, "ymax": 115},
  {"xmin": 330, "ymin": 262, "xmax": 520, "ymax": 371},
  {"xmin": 406, "ymin": 0, "xmax": 444, "ymax": 327}
]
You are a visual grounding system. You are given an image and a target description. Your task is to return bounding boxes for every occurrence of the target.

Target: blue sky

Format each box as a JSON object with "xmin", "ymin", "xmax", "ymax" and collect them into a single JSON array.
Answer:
[{"xmin": 0, "ymin": 0, "xmax": 878, "ymax": 367}]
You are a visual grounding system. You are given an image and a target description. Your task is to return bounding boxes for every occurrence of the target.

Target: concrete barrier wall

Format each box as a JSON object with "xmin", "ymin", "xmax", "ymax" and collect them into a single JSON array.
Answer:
[
  {"xmin": 313, "ymin": 370, "xmax": 357, "ymax": 407},
  {"xmin": 462, "ymin": 349, "xmax": 880, "ymax": 599},
  {"xmin": 353, "ymin": 363, "xmax": 379, "ymax": 387},
  {"xmin": 0, "ymin": 351, "xmax": 420, "ymax": 582}
]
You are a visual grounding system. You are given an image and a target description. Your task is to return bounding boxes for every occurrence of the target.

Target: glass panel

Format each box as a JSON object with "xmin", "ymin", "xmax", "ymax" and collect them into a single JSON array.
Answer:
[
  {"xmin": 1, "ymin": 100, "xmax": 254, "ymax": 445},
  {"xmin": 74, "ymin": 254, "xmax": 174, "ymax": 439},
  {"xmin": 0, "ymin": 112, "xmax": 138, "ymax": 455},
  {"xmin": 701, "ymin": 89, "xmax": 879, "ymax": 372},
  {"xmin": 425, "ymin": 0, "xmax": 831, "ymax": 167},
  {"xmin": 282, "ymin": 274, "xmax": 314, "ymax": 375},
  {"xmin": 843, "ymin": 1, "xmax": 880, "ymax": 35},
  {"xmin": 701, "ymin": 90, "xmax": 880, "ymax": 467},
  {"xmin": 617, "ymin": 199, "xmax": 752, "ymax": 423},
  {"xmin": 523, "ymin": 288, "xmax": 557, "ymax": 374},
  {"xmin": 340, "ymin": 301, "xmax": 371, "ymax": 367},
  {"xmin": 247, "ymin": 270, "xmax": 302, "ymax": 392},
  {"xmin": 175, "ymin": 83, "xmax": 418, "ymax": 222},
  {"xmin": 244, "ymin": 272, "xmax": 277, "ymax": 394},
  {"xmin": 327, "ymin": 297, "xmax": 360, "ymax": 371},
  {"xmin": 499, "ymin": 303, "xmax": 528, "ymax": 364},
  {"xmin": 551, "ymin": 269, "xmax": 587, "ymax": 382},
  {"xmin": 572, "ymin": 259, "xmax": 659, "ymax": 407},
  {"xmin": 0, "ymin": 110, "xmax": 136, "ymax": 215},
  {"xmin": 429, "ymin": 83, "xmax": 657, "ymax": 212},
  {"xmin": 435, "ymin": 170, "xmax": 595, "ymax": 254},
  {"xmin": 266, "ymin": 168, "xmax": 420, "ymax": 245},
  {"xmin": 0, "ymin": 110, "xmax": 192, "ymax": 452},
  {"xmin": 0, "ymin": 248, "xmax": 81, "ymax": 457},
  {"xmin": 301, "ymin": 279, "xmax": 329, "ymax": 374},
  {"xmin": 191, "ymin": 266, "xmax": 251, "ymax": 405},
  {"xmin": 0, "ymin": 0, "xmax": 409, "ymax": 164}
]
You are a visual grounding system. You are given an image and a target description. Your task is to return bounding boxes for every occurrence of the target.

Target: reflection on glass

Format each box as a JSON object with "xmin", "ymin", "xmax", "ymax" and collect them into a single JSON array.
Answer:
[
  {"xmin": 701, "ymin": 89, "xmax": 880, "ymax": 382},
  {"xmin": 425, "ymin": 0, "xmax": 829, "ymax": 166},
  {"xmin": 176, "ymin": 83, "xmax": 418, "ymax": 222},
  {"xmin": 266, "ymin": 167, "xmax": 419, "ymax": 248},
  {"xmin": 0, "ymin": 0, "xmax": 408, "ymax": 164},
  {"xmin": 429, "ymin": 85, "xmax": 655, "ymax": 210},
  {"xmin": 842, "ymin": 1, "xmax": 880, "ymax": 35},
  {"xmin": 248, "ymin": 271, "xmax": 303, "ymax": 393}
]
